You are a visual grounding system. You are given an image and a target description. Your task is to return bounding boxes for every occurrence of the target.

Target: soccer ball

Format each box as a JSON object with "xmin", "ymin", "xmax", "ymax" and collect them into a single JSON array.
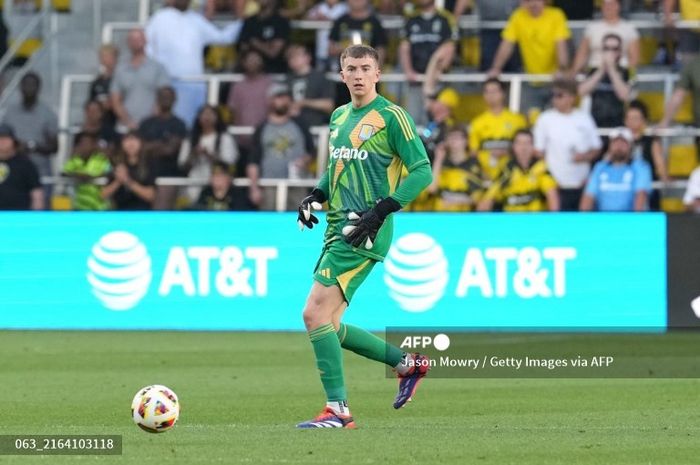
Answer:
[{"xmin": 131, "ymin": 385, "xmax": 180, "ymax": 433}]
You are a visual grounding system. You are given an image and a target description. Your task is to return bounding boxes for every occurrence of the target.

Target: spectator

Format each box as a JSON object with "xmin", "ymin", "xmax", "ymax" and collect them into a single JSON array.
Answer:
[
  {"xmin": 329, "ymin": 0, "xmax": 388, "ymax": 104},
  {"xmin": 427, "ymin": 125, "xmax": 487, "ymax": 212},
  {"xmin": 399, "ymin": 0, "xmax": 457, "ymax": 125},
  {"xmin": 110, "ymin": 28, "xmax": 171, "ymax": 132},
  {"xmin": 227, "ymin": 49, "xmax": 273, "ymax": 160},
  {"xmin": 580, "ymin": 127, "xmax": 651, "ymax": 212},
  {"xmin": 469, "ymin": 77, "xmax": 528, "ymax": 181},
  {"xmin": 474, "ymin": 0, "xmax": 520, "ymax": 72},
  {"xmin": 306, "ymin": 0, "xmax": 349, "ymax": 70},
  {"xmin": 193, "ymin": 161, "xmax": 255, "ymax": 210},
  {"xmin": 285, "ymin": 44, "xmax": 335, "ymax": 129},
  {"xmin": 478, "ymin": 129, "xmax": 559, "ymax": 212},
  {"xmin": 146, "ymin": 0, "xmax": 242, "ymax": 128},
  {"xmin": 62, "ymin": 132, "xmax": 111, "ymax": 211},
  {"xmin": 102, "ymin": 131, "xmax": 156, "ymax": 210},
  {"xmin": 421, "ymin": 87, "xmax": 459, "ymax": 160},
  {"xmin": 625, "ymin": 101, "xmax": 667, "ymax": 211},
  {"xmin": 248, "ymin": 83, "xmax": 315, "ymax": 209},
  {"xmin": 79, "ymin": 100, "xmax": 119, "ymax": 156},
  {"xmin": 179, "ymin": 104, "xmax": 239, "ymax": 204},
  {"xmin": 534, "ymin": 79, "xmax": 602, "ymax": 211},
  {"xmin": 1, "ymin": 72, "xmax": 58, "ymax": 205},
  {"xmin": 683, "ymin": 165, "xmax": 700, "ymax": 212},
  {"xmin": 664, "ymin": 0, "xmax": 700, "ymax": 59},
  {"xmin": 0, "ymin": 124, "xmax": 43, "ymax": 211},
  {"xmin": 329, "ymin": 0, "xmax": 387, "ymax": 65},
  {"xmin": 571, "ymin": 0, "xmax": 640, "ymax": 74},
  {"xmin": 578, "ymin": 33, "xmax": 634, "ymax": 128},
  {"xmin": 139, "ymin": 86, "xmax": 188, "ymax": 210},
  {"xmin": 488, "ymin": 0, "xmax": 571, "ymax": 113},
  {"xmin": 660, "ymin": 54, "xmax": 700, "ymax": 127},
  {"xmin": 89, "ymin": 45, "xmax": 119, "ymax": 128},
  {"xmin": 237, "ymin": 0, "xmax": 291, "ymax": 73}
]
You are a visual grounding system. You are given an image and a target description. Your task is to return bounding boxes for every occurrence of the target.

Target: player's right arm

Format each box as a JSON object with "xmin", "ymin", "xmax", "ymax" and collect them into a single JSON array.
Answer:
[{"xmin": 297, "ymin": 171, "xmax": 329, "ymax": 231}]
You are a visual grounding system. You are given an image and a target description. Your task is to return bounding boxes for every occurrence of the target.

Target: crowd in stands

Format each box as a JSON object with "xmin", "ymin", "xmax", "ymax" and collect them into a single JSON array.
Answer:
[{"xmin": 3, "ymin": 0, "xmax": 700, "ymax": 214}]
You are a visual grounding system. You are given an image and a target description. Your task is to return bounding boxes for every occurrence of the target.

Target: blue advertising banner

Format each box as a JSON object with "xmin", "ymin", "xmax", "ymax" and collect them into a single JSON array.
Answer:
[{"xmin": 0, "ymin": 213, "xmax": 667, "ymax": 330}]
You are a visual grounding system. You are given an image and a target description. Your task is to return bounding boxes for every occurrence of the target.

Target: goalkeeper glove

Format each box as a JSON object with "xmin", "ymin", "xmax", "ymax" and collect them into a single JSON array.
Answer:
[
  {"xmin": 297, "ymin": 188, "xmax": 326, "ymax": 230},
  {"xmin": 342, "ymin": 197, "xmax": 401, "ymax": 249}
]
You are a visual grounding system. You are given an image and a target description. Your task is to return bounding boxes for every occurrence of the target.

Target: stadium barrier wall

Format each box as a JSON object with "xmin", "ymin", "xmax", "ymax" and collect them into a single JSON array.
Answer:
[
  {"xmin": 0, "ymin": 212, "xmax": 667, "ymax": 330},
  {"xmin": 667, "ymin": 215, "xmax": 700, "ymax": 328}
]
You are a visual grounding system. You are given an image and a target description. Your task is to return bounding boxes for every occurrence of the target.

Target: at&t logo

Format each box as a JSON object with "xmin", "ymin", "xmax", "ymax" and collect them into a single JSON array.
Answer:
[
  {"xmin": 383, "ymin": 233, "xmax": 449, "ymax": 312},
  {"xmin": 87, "ymin": 231, "xmax": 152, "ymax": 311}
]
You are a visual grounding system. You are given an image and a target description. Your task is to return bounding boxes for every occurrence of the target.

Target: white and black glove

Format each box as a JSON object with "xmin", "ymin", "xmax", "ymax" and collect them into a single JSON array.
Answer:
[
  {"xmin": 342, "ymin": 197, "xmax": 401, "ymax": 249},
  {"xmin": 297, "ymin": 188, "xmax": 326, "ymax": 230}
]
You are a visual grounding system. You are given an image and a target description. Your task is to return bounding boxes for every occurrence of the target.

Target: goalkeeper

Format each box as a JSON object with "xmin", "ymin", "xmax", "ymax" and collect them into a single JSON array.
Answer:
[{"xmin": 296, "ymin": 44, "xmax": 433, "ymax": 429}]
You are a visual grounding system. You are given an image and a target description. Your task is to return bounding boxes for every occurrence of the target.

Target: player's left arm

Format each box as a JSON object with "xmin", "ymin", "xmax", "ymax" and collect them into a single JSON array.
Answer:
[{"xmin": 387, "ymin": 107, "xmax": 433, "ymax": 207}]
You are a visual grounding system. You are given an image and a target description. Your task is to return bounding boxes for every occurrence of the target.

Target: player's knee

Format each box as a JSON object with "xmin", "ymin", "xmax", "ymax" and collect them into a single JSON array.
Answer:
[{"xmin": 302, "ymin": 297, "xmax": 330, "ymax": 331}]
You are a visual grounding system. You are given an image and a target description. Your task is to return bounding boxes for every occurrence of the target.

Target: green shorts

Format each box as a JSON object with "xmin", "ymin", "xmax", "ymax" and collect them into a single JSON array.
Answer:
[{"xmin": 313, "ymin": 240, "xmax": 377, "ymax": 303}]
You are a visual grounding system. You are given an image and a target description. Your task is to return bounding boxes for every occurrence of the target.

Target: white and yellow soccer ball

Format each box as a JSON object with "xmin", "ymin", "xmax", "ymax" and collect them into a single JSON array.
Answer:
[{"xmin": 131, "ymin": 385, "xmax": 180, "ymax": 433}]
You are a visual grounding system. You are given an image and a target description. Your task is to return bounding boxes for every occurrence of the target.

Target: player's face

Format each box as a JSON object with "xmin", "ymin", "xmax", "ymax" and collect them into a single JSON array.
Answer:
[{"xmin": 340, "ymin": 56, "xmax": 380, "ymax": 99}]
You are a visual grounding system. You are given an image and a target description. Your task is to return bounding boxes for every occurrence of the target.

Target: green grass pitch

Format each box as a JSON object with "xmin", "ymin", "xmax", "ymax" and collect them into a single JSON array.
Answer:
[{"xmin": 0, "ymin": 331, "xmax": 697, "ymax": 465}]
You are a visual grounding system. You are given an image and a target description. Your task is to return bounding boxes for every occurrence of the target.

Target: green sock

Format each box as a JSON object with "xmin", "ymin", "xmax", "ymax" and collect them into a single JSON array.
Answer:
[
  {"xmin": 337, "ymin": 323, "xmax": 404, "ymax": 367},
  {"xmin": 309, "ymin": 323, "xmax": 346, "ymax": 402}
]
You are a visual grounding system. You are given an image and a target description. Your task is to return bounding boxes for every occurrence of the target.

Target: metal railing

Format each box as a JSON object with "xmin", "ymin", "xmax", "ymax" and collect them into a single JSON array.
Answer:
[
  {"xmin": 101, "ymin": 14, "xmax": 700, "ymax": 45},
  {"xmin": 57, "ymin": 70, "xmax": 692, "ymax": 174}
]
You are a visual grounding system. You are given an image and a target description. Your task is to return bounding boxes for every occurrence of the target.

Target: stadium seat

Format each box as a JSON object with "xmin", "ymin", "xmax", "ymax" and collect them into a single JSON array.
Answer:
[
  {"xmin": 668, "ymin": 144, "xmax": 698, "ymax": 177},
  {"xmin": 460, "ymin": 36, "xmax": 480, "ymax": 69},
  {"xmin": 636, "ymin": 92, "xmax": 664, "ymax": 123},
  {"xmin": 11, "ymin": 37, "xmax": 43, "ymax": 60},
  {"xmin": 638, "ymin": 36, "xmax": 659, "ymax": 67},
  {"xmin": 454, "ymin": 93, "xmax": 486, "ymax": 123},
  {"xmin": 661, "ymin": 197, "xmax": 686, "ymax": 213}
]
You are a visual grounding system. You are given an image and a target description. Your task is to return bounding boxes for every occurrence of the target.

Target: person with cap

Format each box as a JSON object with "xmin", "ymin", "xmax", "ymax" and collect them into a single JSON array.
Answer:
[
  {"xmin": 534, "ymin": 78, "xmax": 602, "ymax": 211},
  {"xmin": 0, "ymin": 124, "xmax": 44, "ymax": 210},
  {"xmin": 247, "ymin": 82, "xmax": 315, "ymax": 209},
  {"xmin": 580, "ymin": 126, "xmax": 652, "ymax": 212},
  {"xmin": 469, "ymin": 77, "xmax": 528, "ymax": 181},
  {"xmin": 420, "ymin": 86, "xmax": 459, "ymax": 160},
  {"xmin": 193, "ymin": 161, "xmax": 255, "ymax": 211}
]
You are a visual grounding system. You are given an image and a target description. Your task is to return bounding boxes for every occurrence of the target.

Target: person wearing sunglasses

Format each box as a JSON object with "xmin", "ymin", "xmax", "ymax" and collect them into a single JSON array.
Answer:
[{"xmin": 578, "ymin": 33, "xmax": 634, "ymax": 128}]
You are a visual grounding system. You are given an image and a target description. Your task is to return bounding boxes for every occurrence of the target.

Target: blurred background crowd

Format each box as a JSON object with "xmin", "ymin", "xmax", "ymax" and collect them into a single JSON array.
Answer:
[{"xmin": 1, "ymin": 0, "xmax": 700, "ymax": 214}]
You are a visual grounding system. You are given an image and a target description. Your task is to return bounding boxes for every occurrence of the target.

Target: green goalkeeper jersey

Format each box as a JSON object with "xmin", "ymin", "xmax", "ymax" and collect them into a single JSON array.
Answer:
[{"xmin": 318, "ymin": 94, "xmax": 431, "ymax": 261}]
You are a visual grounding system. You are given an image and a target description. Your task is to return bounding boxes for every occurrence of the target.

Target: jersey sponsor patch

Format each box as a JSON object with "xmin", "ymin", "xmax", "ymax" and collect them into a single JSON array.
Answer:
[{"xmin": 359, "ymin": 124, "xmax": 375, "ymax": 141}]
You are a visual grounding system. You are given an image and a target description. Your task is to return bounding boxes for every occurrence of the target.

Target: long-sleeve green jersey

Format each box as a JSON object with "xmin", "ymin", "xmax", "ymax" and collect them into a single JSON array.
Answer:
[{"xmin": 316, "ymin": 94, "xmax": 432, "ymax": 261}]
